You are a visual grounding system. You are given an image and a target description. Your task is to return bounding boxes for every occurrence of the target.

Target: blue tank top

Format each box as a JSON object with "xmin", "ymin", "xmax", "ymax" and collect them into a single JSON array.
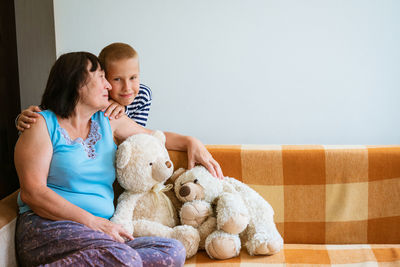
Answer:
[{"xmin": 18, "ymin": 110, "xmax": 117, "ymax": 219}]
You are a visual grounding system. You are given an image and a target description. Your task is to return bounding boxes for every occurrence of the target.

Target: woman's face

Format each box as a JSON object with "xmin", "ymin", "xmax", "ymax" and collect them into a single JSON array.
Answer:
[{"xmin": 79, "ymin": 64, "xmax": 112, "ymax": 111}]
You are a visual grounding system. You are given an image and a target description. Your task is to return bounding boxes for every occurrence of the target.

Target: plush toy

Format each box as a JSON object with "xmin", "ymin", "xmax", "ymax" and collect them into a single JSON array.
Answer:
[
  {"xmin": 110, "ymin": 131, "xmax": 200, "ymax": 258},
  {"xmin": 171, "ymin": 166, "xmax": 283, "ymax": 260}
]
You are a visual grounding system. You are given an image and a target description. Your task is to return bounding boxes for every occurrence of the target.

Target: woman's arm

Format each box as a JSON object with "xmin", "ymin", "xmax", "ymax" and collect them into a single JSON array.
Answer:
[
  {"xmin": 14, "ymin": 116, "xmax": 133, "ymax": 242},
  {"xmin": 110, "ymin": 114, "xmax": 152, "ymax": 145},
  {"xmin": 110, "ymin": 115, "xmax": 223, "ymax": 178},
  {"xmin": 162, "ymin": 132, "xmax": 223, "ymax": 178}
]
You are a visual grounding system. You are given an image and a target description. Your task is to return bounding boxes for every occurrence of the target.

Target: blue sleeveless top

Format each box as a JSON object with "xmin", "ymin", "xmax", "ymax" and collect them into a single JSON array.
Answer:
[{"xmin": 18, "ymin": 110, "xmax": 117, "ymax": 219}]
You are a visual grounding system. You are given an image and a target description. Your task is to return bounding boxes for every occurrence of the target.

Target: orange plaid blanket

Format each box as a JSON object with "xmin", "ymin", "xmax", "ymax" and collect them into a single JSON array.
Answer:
[
  {"xmin": 168, "ymin": 145, "xmax": 400, "ymax": 266},
  {"xmin": 185, "ymin": 244, "xmax": 400, "ymax": 266}
]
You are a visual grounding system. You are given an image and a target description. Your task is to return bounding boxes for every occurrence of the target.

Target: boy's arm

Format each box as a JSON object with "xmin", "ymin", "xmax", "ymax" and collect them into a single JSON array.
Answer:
[
  {"xmin": 110, "ymin": 114, "xmax": 152, "ymax": 145},
  {"xmin": 163, "ymin": 132, "xmax": 223, "ymax": 178},
  {"xmin": 16, "ymin": 105, "xmax": 42, "ymax": 132},
  {"xmin": 110, "ymin": 116, "xmax": 223, "ymax": 178}
]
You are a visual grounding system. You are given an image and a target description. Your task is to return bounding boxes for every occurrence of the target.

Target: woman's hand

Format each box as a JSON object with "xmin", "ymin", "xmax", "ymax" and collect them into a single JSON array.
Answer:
[
  {"xmin": 16, "ymin": 105, "xmax": 42, "ymax": 132},
  {"xmin": 88, "ymin": 216, "xmax": 134, "ymax": 243},
  {"xmin": 103, "ymin": 99, "xmax": 125, "ymax": 120},
  {"xmin": 187, "ymin": 136, "xmax": 224, "ymax": 179}
]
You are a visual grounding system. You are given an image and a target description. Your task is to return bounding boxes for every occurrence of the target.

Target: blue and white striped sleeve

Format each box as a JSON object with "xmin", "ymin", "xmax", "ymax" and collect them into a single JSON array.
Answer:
[{"xmin": 125, "ymin": 84, "xmax": 152, "ymax": 127}]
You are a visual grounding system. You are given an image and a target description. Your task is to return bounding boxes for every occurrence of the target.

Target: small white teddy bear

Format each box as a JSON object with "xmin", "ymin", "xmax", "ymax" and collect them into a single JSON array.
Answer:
[
  {"xmin": 110, "ymin": 131, "xmax": 200, "ymax": 258},
  {"xmin": 171, "ymin": 166, "xmax": 283, "ymax": 260}
]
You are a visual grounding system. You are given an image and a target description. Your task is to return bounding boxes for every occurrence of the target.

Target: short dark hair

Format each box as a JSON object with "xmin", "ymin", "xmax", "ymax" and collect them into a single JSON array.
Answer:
[{"xmin": 41, "ymin": 52, "xmax": 103, "ymax": 118}]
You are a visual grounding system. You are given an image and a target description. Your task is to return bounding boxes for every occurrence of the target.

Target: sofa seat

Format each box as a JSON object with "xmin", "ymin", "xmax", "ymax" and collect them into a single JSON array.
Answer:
[
  {"xmin": 169, "ymin": 145, "xmax": 400, "ymax": 266},
  {"xmin": 1, "ymin": 145, "xmax": 400, "ymax": 266},
  {"xmin": 185, "ymin": 244, "xmax": 400, "ymax": 266}
]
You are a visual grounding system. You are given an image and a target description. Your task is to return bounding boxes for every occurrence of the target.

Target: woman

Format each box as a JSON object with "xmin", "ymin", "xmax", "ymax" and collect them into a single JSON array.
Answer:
[{"xmin": 14, "ymin": 52, "xmax": 223, "ymax": 266}]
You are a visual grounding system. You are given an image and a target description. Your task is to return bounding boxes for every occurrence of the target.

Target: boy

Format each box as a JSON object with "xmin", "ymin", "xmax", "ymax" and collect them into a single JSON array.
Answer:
[{"xmin": 16, "ymin": 43, "xmax": 151, "ymax": 131}]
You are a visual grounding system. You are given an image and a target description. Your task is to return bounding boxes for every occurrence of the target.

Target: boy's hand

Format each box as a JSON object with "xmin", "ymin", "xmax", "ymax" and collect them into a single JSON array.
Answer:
[
  {"xmin": 187, "ymin": 137, "xmax": 224, "ymax": 179},
  {"xmin": 103, "ymin": 99, "xmax": 125, "ymax": 120},
  {"xmin": 16, "ymin": 105, "xmax": 41, "ymax": 132}
]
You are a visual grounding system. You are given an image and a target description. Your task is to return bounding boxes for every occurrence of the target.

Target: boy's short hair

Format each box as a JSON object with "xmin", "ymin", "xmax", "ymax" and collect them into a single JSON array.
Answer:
[{"xmin": 98, "ymin": 42, "xmax": 138, "ymax": 71}]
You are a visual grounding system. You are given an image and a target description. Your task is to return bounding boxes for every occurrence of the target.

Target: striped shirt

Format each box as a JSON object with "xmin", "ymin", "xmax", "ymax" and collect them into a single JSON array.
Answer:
[{"xmin": 125, "ymin": 84, "xmax": 152, "ymax": 127}]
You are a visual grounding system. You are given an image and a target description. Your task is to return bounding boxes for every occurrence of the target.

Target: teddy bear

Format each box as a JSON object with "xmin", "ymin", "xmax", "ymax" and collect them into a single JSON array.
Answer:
[
  {"xmin": 110, "ymin": 131, "xmax": 200, "ymax": 258},
  {"xmin": 170, "ymin": 166, "xmax": 283, "ymax": 260}
]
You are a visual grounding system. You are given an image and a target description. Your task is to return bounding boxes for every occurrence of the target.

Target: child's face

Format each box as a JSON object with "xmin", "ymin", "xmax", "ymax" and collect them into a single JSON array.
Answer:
[{"xmin": 106, "ymin": 57, "xmax": 140, "ymax": 106}]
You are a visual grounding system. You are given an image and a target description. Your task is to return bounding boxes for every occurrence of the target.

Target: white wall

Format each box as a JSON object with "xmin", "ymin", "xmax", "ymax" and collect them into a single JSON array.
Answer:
[{"xmin": 53, "ymin": 0, "xmax": 400, "ymax": 145}]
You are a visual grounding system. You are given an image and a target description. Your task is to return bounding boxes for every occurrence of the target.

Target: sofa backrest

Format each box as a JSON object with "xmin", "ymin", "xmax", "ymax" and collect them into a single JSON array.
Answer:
[{"xmin": 168, "ymin": 145, "xmax": 400, "ymax": 244}]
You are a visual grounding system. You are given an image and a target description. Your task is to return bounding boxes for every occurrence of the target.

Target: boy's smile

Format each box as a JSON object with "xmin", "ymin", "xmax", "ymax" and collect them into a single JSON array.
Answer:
[{"xmin": 106, "ymin": 57, "xmax": 140, "ymax": 106}]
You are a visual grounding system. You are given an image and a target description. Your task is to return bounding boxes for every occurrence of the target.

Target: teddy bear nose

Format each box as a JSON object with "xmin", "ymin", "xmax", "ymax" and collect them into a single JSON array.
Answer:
[
  {"xmin": 179, "ymin": 186, "xmax": 191, "ymax": 197},
  {"xmin": 165, "ymin": 161, "xmax": 172, "ymax": 168}
]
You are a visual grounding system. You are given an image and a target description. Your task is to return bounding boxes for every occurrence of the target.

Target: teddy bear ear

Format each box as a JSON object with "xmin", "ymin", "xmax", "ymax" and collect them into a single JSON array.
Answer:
[
  {"xmin": 169, "ymin": 168, "xmax": 186, "ymax": 183},
  {"xmin": 116, "ymin": 140, "xmax": 132, "ymax": 169},
  {"xmin": 152, "ymin": 130, "xmax": 166, "ymax": 145}
]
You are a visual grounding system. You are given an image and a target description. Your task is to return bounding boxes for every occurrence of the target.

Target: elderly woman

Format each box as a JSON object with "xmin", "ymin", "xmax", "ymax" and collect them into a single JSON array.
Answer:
[{"xmin": 14, "ymin": 52, "xmax": 222, "ymax": 266}]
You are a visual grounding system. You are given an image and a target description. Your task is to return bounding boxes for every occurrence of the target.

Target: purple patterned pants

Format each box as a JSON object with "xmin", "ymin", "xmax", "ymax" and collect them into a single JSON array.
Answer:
[{"xmin": 15, "ymin": 212, "xmax": 186, "ymax": 267}]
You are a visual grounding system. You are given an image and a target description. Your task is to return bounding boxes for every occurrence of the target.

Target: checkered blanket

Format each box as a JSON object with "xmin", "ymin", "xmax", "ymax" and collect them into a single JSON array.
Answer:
[
  {"xmin": 185, "ymin": 244, "xmax": 400, "ymax": 266},
  {"xmin": 168, "ymin": 145, "xmax": 400, "ymax": 266}
]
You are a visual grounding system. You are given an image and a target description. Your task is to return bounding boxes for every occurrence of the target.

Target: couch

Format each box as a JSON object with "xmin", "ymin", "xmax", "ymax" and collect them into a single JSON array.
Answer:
[{"xmin": 1, "ymin": 145, "xmax": 400, "ymax": 266}]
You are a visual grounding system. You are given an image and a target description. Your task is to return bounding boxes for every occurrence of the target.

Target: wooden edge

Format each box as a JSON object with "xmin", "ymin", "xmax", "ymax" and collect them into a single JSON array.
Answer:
[{"xmin": 0, "ymin": 190, "xmax": 19, "ymax": 229}]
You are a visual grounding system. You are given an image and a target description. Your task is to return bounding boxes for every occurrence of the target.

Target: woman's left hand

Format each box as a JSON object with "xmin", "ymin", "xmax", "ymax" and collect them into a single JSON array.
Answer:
[{"xmin": 186, "ymin": 137, "xmax": 224, "ymax": 179}]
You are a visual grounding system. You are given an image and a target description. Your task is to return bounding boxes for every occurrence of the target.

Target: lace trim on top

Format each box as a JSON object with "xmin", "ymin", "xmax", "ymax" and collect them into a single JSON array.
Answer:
[{"xmin": 58, "ymin": 120, "xmax": 102, "ymax": 159}]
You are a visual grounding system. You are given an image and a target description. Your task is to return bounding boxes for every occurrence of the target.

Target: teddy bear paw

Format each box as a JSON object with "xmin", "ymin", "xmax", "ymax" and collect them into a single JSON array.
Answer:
[
  {"xmin": 250, "ymin": 235, "xmax": 283, "ymax": 255},
  {"xmin": 172, "ymin": 225, "xmax": 200, "ymax": 259},
  {"xmin": 205, "ymin": 232, "xmax": 241, "ymax": 260},
  {"xmin": 254, "ymin": 241, "xmax": 282, "ymax": 255},
  {"xmin": 220, "ymin": 213, "xmax": 249, "ymax": 235},
  {"xmin": 180, "ymin": 201, "xmax": 212, "ymax": 228}
]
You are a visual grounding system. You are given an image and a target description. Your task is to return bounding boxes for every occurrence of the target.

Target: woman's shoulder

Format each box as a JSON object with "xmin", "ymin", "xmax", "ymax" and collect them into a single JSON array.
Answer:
[
  {"xmin": 92, "ymin": 111, "xmax": 114, "ymax": 136},
  {"xmin": 18, "ymin": 113, "xmax": 50, "ymax": 142},
  {"xmin": 37, "ymin": 109, "xmax": 56, "ymax": 123},
  {"xmin": 91, "ymin": 110, "xmax": 107, "ymax": 123}
]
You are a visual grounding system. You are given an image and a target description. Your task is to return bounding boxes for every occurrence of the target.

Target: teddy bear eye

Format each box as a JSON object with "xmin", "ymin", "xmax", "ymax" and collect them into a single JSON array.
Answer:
[
  {"xmin": 194, "ymin": 179, "xmax": 198, "ymax": 184},
  {"xmin": 149, "ymin": 163, "xmax": 153, "ymax": 166}
]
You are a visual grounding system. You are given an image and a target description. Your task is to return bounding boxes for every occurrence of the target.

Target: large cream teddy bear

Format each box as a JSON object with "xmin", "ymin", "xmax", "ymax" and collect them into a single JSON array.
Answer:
[
  {"xmin": 110, "ymin": 131, "xmax": 200, "ymax": 258},
  {"xmin": 171, "ymin": 166, "xmax": 283, "ymax": 260}
]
